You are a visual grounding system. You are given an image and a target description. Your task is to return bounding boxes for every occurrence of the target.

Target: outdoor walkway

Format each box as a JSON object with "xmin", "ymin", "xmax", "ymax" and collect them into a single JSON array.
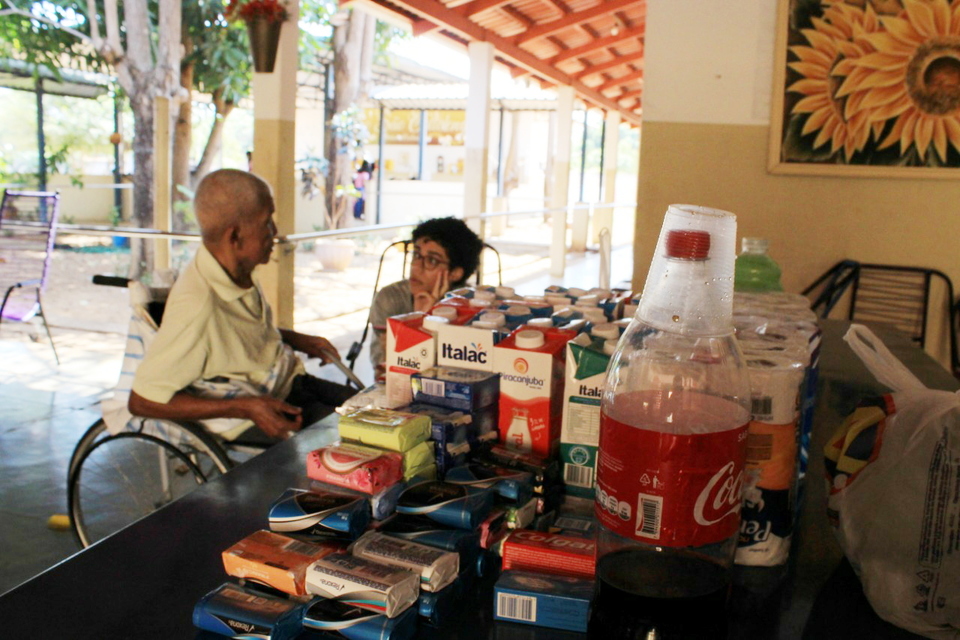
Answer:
[{"xmin": 0, "ymin": 227, "xmax": 634, "ymax": 595}]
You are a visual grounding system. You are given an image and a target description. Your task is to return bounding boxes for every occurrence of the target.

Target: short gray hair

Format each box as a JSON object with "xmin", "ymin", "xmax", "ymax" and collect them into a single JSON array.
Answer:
[{"xmin": 194, "ymin": 169, "xmax": 273, "ymax": 244}]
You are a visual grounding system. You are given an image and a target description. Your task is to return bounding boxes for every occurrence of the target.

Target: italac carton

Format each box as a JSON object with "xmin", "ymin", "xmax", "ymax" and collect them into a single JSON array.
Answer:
[
  {"xmin": 560, "ymin": 333, "xmax": 612, "ymax": 498},
  {"xmin": 493, "ymin": 326, "xmax": 576, "ymax": 458},
  {"xmin": 385, "ymin": 312, "xmax": 438, "ymax": 407},
  {"xmin": 436, "ymin": 323, "xmax": 500, "ymax": 372}
]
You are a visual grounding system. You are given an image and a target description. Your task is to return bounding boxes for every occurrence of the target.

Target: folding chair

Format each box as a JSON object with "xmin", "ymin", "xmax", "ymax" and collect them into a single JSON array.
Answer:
[
  {"xmin": 0, "ymin": 189, "xmax": 60, "ymax": 363},
  {"xmin": 345, "ymin": 239, "xmax": 503, "ymax": 371},
  {"xmin": 802, "ymin": 260, "xmax": 959, "ymax": 374}
]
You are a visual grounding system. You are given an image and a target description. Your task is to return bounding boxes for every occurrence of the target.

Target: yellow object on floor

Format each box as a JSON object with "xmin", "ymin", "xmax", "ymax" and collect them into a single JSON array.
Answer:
[{"xmin": 47, "ymin": 514, "xmax": 71, "ymax": 531}]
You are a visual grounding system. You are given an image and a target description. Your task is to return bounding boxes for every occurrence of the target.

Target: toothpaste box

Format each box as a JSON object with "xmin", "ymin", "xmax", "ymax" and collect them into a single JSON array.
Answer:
[
  {"xmin": 494, "ymin": 326, "xmax": 576, "ymax": 458},
  {"xmin": 386, "ymin": 312, "xmax": 436, "ymax": 407},
  {"xmin": 494, "ymin": 571, "xmax": 594, "ymax": 633},
  {"xmin": 411, "ymin": 366, "xmax": 499, "ymax": 412},
  {"xmin": 500, "ymin": 530, "xmax": 596, "ymax": 580},
  {"xmin": 560, "ymin": 333, "xmax": 609, "ymax": 498}
]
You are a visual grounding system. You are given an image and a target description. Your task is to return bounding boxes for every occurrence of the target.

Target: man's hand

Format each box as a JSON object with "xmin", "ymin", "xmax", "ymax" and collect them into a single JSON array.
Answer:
[
  {"xmin": 413, "ymin": 269, "xmax": 450, "ymax": 313},
  {"xmin": 279, "ymin": 329, "xmax": 340, "ymax": 364},
  {"xmin": 237, "ymin": 396, "xmax": 302, "ymax": 439},
  {"xmin": 128, "ymin": 390, "xmax": 302, "ymax": 440}
]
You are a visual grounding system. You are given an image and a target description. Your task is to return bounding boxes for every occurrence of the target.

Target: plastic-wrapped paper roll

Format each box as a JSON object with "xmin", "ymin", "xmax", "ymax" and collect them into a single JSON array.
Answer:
[
  {"xmin": 350, "ymin": 531, "xmax": 460, "ymax": 592},
  {"xmin": 305, "ymin": 553, "xmax": 420, "ymax": 618},
  {"xmin": 744, "ymin": 354, "xmax": 806, "ymax": 424}
]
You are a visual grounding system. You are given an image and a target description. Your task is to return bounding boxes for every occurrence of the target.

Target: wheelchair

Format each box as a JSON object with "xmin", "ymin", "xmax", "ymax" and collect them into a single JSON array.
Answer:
[{"xmin": 66, "ymin": 277, "xmax": 265, "ymax": 548}]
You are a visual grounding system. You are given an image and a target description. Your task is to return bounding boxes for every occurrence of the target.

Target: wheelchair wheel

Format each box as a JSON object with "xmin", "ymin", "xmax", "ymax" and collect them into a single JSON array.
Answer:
[{"xmin": 68, "ymin": 419, "xmax": 233, "ymax": 548}]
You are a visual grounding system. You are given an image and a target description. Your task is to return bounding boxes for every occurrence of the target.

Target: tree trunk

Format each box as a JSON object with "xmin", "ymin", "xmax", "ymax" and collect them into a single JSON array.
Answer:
[
  {"xmin": 129, "ymin": 89, "xmax": 156, "ymax": 280},
  {"xmin": 326, "ymin": 8, "xmax": 373, "ymax": 230},
  {"xmin": 172, "ymin": 55, "xmax": 194, "ymax": 232},
  {"xmin": 192, "ymin": 88, "xmax": 234, "ymax": 189}
]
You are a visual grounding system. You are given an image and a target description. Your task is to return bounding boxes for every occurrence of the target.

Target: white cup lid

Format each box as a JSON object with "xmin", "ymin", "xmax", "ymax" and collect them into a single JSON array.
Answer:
[
  {"xmin": 515, "ymin": 329, "xmax": 545, "ymax": 349},
  {"xmin": 422, "ymin": 315, "xmax": 450, "ymax": 332},
  {"xmin": 472, "ymin": 320, "xmax": 499, "ymax": 329},
  {"xmin": 496, "ymin": 286, "xmax": 516, "ymax": 298},
  {"xmin": 506, "ymin": 305, "xmax": 531, "ymax": 315},
  {"xmin": 603, "ymin": 339, "xmax": 618, "ymax": 355},
  {"xmin": 473, "ymin": 290, "xmax": 497, "ymax": 302},
  {"xmin": 468, "ymin": 298, "xmax": 492, "ymax": 308},
  {"xmin": 479, "ymin": 311, "xmax": 506, "ymax": 326},
  {"xmin": 576, "ymin": 294, "xmax": 599, "ymax": 306},
  {"xmin": 567, "ymin": 287, "xmax": 587, "ymax": 297},
  {"xmin": 432, "ymin": 306, "xmax": 458, "ymax": 320},
  {"xmin": 591, "ymin": 323, "xmax": 620, "ymax": 340},
  {"xmin": 528, "ymin": 318, "xmax": 553, "ymax": 328}
]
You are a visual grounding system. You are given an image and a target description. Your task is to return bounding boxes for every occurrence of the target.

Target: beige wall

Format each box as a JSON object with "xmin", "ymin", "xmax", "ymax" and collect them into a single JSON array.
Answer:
[{"xmin": 634, "ymin": 120, "xmax": 960, "ymax": 366}]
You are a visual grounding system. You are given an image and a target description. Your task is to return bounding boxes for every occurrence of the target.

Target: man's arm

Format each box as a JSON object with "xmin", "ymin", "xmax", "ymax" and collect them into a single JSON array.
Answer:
[
  {"xmin": 279, "ymin": 328, "xmax": 339, "ymax": 363},
  {"xmin": 128, "ymin": 391, "xmax": 302, "ymax": 439}
]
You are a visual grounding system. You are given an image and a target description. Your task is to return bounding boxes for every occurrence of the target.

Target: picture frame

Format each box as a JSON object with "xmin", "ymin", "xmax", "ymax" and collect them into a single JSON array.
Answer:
[{"xmin": 768, "ymin": 0, "xmax": 960, "ymax": 179}]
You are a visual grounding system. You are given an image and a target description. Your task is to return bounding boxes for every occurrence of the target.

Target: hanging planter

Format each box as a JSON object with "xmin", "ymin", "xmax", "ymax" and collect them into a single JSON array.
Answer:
[
  {"xmin": 226, "ymin": 0, "xmax": 289, "ymax": 73},
  {"xmin": 246, "ymin": 18, "xmax": 283, "ymax": 73}
]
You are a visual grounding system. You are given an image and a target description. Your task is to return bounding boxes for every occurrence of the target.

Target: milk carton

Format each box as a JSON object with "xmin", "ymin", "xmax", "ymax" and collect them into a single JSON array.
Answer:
[
  {"xmin": 559, "ymin": 333, "xmax": 611, "ymax": 498},
  {"xmin": 493, "ymin": 326, "xmax": 575, "ymax": 458},
  {"xmin": 386, "ymin": 312, "xmax": 441, "ymax": 407},
  {"xmin": 436, "ymin": 324, "xmax": 500, "ymax": 372}
]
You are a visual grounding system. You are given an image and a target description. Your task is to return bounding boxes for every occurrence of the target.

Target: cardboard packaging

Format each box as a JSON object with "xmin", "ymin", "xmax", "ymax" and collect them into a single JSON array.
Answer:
[{"xmin": 493, "ymin": 326, "xmax": 576, "ymax": 458}]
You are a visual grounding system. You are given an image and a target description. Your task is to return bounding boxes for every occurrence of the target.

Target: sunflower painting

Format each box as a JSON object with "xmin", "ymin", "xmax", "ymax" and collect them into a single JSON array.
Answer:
[{"xmin": 770, "ymin": 0, "xmax": 960, "ymax": 176}]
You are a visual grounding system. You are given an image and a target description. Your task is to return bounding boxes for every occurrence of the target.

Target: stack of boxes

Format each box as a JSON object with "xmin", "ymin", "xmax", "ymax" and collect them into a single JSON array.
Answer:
[{"xmin": 197, "ymin": 283, "xmax": 825, "ymax": 637}]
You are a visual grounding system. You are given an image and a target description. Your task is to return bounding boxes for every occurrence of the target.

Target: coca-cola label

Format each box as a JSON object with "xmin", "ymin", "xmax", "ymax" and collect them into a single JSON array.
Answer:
[{"xmin": 595, "ymin": 412, "xmax": 748, "ymax": 547}]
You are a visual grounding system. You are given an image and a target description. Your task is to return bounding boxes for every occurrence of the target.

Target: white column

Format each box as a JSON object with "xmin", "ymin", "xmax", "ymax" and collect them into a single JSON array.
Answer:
[
  {"xmin": 252, "ymin": 1, "xmax": 299, "ymax": 329},
  {"xmin": 464, "ymin": 41, "xmax": 494, "ymax": 239},
  {"xmin": 550, "ymin": 85, "xmax": 574, "ymax": 277},
  {"xmin": 152, "ymin": 96, "xmax": 171, "ymax": 270},
  {"xmin": 570, "ymin": 110, "xmax": 589, "ymax": 252},
  {"xmin": 592, "ymin": 110, "xmax": 620, "ymax": 245}
]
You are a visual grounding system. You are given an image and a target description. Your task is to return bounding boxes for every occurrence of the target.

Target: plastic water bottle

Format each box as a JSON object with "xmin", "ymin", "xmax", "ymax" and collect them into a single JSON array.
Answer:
[
  {"xmin": 734, "ymin": 237, "xmax": 783, "ymax": 292},
  {"xmin": 591, "ymin": 204, "xmax": 751, "ymax": 638}
]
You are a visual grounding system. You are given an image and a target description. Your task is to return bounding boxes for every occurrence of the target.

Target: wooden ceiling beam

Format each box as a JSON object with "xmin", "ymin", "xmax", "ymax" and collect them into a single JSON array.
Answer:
[
  {"xmin": 613, "ymin": 88, "xmax": 643, "ymax": 103},
  {"xmin": 412, "ymin": 18, "xmax": 439, "ymax": 35},
  {"xmin": 548, "ymin": 25, "xmax": 644, "ymax": 65},
  {"xmin": 459, "ymin": 0, "xmax": 511, "ymax": 18},
  {"xmin": 375, "ymin": 0, "xmax": 642, "ymax": 124},
  {"xmin": 513, "ymin": 0, "xmax": 637, "ymax": 46},
  {"xmin": 594, "ymin": 69, "xmax": 644, "ymax": 93},
  {"xmin": 573, "ymin": 50, "xmax": 644, "ymax": 80}
]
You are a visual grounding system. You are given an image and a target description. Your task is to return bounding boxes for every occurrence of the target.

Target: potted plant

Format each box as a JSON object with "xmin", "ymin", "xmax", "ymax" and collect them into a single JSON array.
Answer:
[{"xmin": 225, "ymin": 0, "xmax": 289, "ymax": 73}]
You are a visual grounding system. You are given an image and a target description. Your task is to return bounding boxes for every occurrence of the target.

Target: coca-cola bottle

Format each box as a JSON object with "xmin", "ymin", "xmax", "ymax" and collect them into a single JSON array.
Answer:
[{"xmin": 591, "ymin": 205, "xmax": 751, "ymax": 639}]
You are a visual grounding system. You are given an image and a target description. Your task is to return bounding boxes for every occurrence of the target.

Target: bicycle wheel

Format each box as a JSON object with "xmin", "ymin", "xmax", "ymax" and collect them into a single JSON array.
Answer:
[{"xmin": 68, "ymin": 420, "xmax": 233, "ymax": 548}]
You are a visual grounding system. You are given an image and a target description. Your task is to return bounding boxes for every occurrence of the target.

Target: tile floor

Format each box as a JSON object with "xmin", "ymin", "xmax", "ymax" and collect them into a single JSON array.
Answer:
[{"xmin": 0, "ymin": 242, "xmax": 633, "ymax": 596}]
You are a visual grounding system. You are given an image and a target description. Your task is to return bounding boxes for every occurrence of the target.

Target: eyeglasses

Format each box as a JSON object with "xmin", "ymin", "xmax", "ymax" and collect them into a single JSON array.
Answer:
[{"xmin": 411, "ymin": 249, "xmax": 449, "ymax": 270}]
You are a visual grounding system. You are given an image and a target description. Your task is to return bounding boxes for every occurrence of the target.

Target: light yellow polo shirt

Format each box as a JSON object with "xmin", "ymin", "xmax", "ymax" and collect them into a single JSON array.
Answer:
[{"xmin": 132, "ymin": 245, "xmax": 304, "ymax": 405}]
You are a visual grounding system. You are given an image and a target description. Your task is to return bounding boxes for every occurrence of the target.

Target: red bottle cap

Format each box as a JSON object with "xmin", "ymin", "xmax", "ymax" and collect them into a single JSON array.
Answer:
[{"xmin": 665, "ymin": 229, "xmax": 710, "ymax": 260}]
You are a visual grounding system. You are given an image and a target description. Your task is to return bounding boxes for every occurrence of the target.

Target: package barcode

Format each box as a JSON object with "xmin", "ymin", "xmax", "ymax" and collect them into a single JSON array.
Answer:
[
  {"xmin": 284, "ymin": 538, "xmax": 322, "ymax": 556},
  {"xmin": 746, "ymin": 433, "xmax": 774, "ymax": 463},
  {"xmin": 497, "ymin": 593, "xmax": 537, "ymax": 622},
  {"xmin": 421, "ymin": 379, "xmax": 445, "ymax": 397},
  {"xmin": 563, "ymin": 463, "xmax": 595, "ymax": 488},
  {"xmin": 751, "ymin": 396, "xmax": 773, "ymax": 419},
  {"xmin": 636, "ymin": 494, "xmax": 662, "ymax": 539}
]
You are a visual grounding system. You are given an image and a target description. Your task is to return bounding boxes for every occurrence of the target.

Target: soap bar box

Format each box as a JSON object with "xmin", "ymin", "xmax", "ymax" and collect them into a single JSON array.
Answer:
[{"xmin": 411, "ymin": 366, "xmax": 499, "ymax": 412}]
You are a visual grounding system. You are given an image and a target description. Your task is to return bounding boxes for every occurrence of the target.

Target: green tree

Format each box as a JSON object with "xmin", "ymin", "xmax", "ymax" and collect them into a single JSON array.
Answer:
[{"xmin": 0, "ymin": 0, "xmax": 182, "ymax": 279}]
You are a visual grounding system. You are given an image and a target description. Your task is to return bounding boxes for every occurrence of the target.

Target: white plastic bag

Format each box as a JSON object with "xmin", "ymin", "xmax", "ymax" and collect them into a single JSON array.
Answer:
[{"xmin": 825, "ymin": 324, "xmax": 960, "ymax": 638}]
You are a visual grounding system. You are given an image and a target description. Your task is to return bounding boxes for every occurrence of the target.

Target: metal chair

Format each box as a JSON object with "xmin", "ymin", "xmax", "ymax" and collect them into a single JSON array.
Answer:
[
  {"xmin": 0, "ymin": 189, "xmax": 60, "ymax": 363},
  {"xmin": 802, "ymin": 260, "xmax": 959, "ymax": 374},
  {"xmin": 344, "ymin": 239, "xmax": 502, "ymax": 371}
]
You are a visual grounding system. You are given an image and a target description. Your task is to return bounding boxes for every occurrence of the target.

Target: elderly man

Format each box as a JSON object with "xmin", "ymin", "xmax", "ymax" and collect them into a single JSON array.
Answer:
[{"xmin": 128, "ymin": 169, "xmax": 354, "ymax": 441}]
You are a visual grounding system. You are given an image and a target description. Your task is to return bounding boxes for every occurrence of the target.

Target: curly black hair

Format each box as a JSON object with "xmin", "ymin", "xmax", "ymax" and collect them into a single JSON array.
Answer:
[{"xmin": 411, "ymin": 217, "xmax": 483, "ymax": 287}]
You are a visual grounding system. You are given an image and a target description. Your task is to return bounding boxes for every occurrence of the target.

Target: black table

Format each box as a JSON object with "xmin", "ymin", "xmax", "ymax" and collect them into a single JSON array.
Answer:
[{"xmin": 0, "ymin": 320, "xmax": 953, "ymax": 639}]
